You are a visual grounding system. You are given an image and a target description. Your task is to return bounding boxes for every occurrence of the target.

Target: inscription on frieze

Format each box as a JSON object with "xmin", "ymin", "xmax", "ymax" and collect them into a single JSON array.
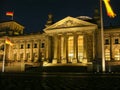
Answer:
[{"xmin": 52, "ymin": 20, "xmax": 83, "ymax": 29}]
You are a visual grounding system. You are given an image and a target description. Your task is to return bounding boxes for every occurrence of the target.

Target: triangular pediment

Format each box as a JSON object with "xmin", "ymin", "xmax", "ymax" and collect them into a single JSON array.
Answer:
[{"xmin": 44, "ymin": 16, "xmax": 96, "ymax": 30}]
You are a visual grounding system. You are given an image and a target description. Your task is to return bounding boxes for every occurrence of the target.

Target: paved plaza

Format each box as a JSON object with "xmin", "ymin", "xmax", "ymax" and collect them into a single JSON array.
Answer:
[{"xmin": 1, "ymin": 72, "xmax": 120, "ymax": 90}]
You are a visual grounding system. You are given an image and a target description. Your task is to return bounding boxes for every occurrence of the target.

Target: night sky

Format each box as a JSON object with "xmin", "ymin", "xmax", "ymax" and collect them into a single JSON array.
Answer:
[{"xmin": 0, "ymin": 0, "xmax": 120, "ymax": 33}]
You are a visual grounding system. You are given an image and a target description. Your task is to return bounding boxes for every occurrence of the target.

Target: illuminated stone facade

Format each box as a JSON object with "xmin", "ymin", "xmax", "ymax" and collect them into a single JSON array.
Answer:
[
  {"xmin": 102, "ymin": 28, "xmax": 120, "ymax": 61},
  {"xmin": 0, "ymin": 16, "xmax": 120, "ymax": 72},
  {"xmin": 0, "ymin": 21, "xmax": 24, "ymax": 36},
  {"xmin": 44, "ymin": 16, "xmax": 97, "ymax": 64}
]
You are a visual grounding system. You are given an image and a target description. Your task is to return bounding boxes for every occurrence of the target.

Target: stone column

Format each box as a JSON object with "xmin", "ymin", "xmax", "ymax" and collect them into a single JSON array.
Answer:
[
  {"xmin": 24, "ymin": 41, "xmax": 26, "ymax": 62},
  {"xmin": 45, "ymin": 36, "xmax": 52, "ymax": 63},
  {"xmin": 8, "ymin": 42, "xmax": 13, "ymax": 60},
  {"xmin": 52, "ymin": 35, "xmax": 58, "ymax": 64},
  {"xmin": 18, "ymin": 41, "xmax": 20, "ymax": 61},
  {"xmin": 22, "ymin": 41, "xmax": 26, "ymax": 62},
  {"xmin": 92, "ymin": 32, "xmax": 95, "ymax": 60},
  {"xmin": 37, "ymin": 39, "xmax": 40, "ymax": 62},
  {"xmin": 26, "ymin": 41, "xmax": 28, "ymax": 62},
  {"xmin": 45, "ymin": 36, "xmax": 49, "ymax": 62},
  {"xmin": 62, "ymin": 35, "xmax": 68, "ymax": 63},
  {"xmin": 39, "ymin": 39, "xmax": 43, "ymax": 62},
  {"xmin": 31, "ymin": 40, "xmax": 33, "ymax": 62},
  {"xmin": 58, "ymin": 35, "xmax": 61, "ymax": 63},
  {"xmin": 72, "ymin": 34, "xmax": 78, "ymax": 63},
  {"xmin": 110, "ymin": 35, "xmax": 113, "ymax": 61},
  {"xmin": 43, "ymin": 40, "xmax": 46, "ymax": 62},
  {"xmin": 83, "ymin": 33, "xmax": 87, "ymax": 63},
  {"xmin": 76, "ymin": 35, "xmax": 78, "ymax": 62}
]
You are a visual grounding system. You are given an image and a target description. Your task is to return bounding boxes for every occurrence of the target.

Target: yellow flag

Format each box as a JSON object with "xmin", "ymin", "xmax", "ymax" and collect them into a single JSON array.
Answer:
[{"xmin": 103, "ymin": 0, "xmax": 116, "ymax": 18}]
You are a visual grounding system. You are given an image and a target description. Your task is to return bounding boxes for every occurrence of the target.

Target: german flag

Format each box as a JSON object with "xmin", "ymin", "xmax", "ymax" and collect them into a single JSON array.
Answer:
[
  {"xmin": 6, "ymin": 11, "xmax": 14, "ymax": 16},
  {"xmin": 5, "ymin": 38, "xmax": 13, "ymax": 46},
  {"xmin": 103, "ymin": 0, "xmax": 116, "ymax": 18}
]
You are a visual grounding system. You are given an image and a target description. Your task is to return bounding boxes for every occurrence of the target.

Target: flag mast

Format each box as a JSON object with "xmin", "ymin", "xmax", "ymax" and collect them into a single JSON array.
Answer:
[
  {"xmin": 11, "ymin": 10, "xmax": 14, "ymax": 20},
  {"xmin": 100, "ymin": 0, "xmax": 106, "ymax": 72},
  {"xmin": 2, "ymin": 38, "xmax": 7, "ymax": 72}
]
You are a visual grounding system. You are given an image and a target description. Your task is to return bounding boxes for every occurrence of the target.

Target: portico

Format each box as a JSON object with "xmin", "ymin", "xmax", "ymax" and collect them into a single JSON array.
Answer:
[{"xmin": 44, "ymin": 16, "xmax": 97, "ymax": 64}]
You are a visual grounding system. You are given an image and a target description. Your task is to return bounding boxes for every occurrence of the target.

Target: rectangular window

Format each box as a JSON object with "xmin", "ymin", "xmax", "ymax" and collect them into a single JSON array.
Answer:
[
  {"xmin": 33, "ymin": 53, "xmax": 37, "ymax": 58},
  {"xmin": 105, "ymin": 39, "xmax": 109, "ymax": 45},
  {"xmin": 26, "ymin": 53, "xmax": 30, "ymax": 59},
  {"xmin": 20, "ymin": 53, "xmax": 23, "ymax": 60},
  {"xmin": 14, "ymin": 54, "xmax": 17, "ymax": 61},
  {"xmin": 34, "ymin": 43, "xmax": 37, "ymax": 48},
  {"xmin": 0, "ymin": 45, "xmax": 4, "ymax": 50},
  {"xmin": 27, "ymin": 44, "xmax": 30, "ymax": 48},
  {"xmin": 41, "ymin": 43, "xmax": 45, "ymax": 48},
  {"xmin": 20, "ymin": 44, "xmax": 24, "ymax": 49},
  {"xmin": 115, "ymin": 39, "xmax": 119, "ymax": 44}
]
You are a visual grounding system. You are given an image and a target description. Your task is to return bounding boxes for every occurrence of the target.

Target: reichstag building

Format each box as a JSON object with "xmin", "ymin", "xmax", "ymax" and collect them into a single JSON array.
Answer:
[{"xmin": 0, "ymin": 11, "xmax": 120, "ymax": 72}]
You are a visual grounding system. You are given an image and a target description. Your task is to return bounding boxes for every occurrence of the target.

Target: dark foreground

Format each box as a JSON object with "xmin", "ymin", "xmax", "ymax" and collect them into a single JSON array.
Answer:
[{"xmin": 1, "ymin": 72, "xmax": 120, "ymax": 90}]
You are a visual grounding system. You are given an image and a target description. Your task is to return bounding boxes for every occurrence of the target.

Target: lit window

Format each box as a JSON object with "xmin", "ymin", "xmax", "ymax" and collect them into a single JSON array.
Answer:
[
  {"xmin": 78, "ymin": 36, "xmax": 83, "ymax": 62},
  {"xmin": 26, "ymin": 53, "xmax": 30, "ymax": 59},
  {"xmin": 33, "ymin": 53, "xmax": 37, "ymax": 58},
  {"xmin": 68, "ymin": 36, "xmax": 73, "ymax": 62},
  {"xmin": 14, "ymin": 54, "xmax": 17, "ymax": 61},
  {"xmin": 114, "ymin": 49, "xmax": 120, "ymax": 60},
  {"xmin": 105, "ymin": 49, "xmax": 110, "ymax": 61},
  {"xmin": 20, "ymin": 53, "xmax": 23, "ymax": 59}
]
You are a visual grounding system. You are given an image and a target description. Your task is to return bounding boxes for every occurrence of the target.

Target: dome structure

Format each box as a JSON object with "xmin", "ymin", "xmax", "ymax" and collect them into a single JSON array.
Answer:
[{"xmin": 76, "ymin": 16, "xmax": 92, "ymax": 20}]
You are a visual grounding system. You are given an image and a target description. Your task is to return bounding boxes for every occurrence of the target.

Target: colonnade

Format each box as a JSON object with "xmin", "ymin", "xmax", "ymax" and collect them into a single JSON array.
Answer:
[{"xmin": 51, "ymin": 33, "xmax": 91, "ymax": 64}]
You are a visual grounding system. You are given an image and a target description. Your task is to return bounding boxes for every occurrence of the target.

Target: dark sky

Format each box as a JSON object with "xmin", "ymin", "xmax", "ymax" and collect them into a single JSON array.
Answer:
[{"xmin": 0, "ymin": 0, "xmax": 120, "ymax": 33}]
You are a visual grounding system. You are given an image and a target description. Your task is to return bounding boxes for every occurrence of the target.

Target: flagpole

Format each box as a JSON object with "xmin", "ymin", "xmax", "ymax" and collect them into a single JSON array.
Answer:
[
  {"xmin": 100, "ymin": 0, "xmax": 106, "ymax": 72},
  {"xmin": 2, "ymin": 38, "xmax": 6, "ymax": 72},
  {"xmin": 11, "ymin": 15, "xmax": 13, "ymax": 20},
  {"xmin": 11, "ymin": 10, "xmax": 14, "ymax": 20}
]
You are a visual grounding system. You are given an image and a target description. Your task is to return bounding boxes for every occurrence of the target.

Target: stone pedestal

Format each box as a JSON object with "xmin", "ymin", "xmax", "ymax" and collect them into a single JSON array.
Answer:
[
  {"xmin": 87, "ymin": 62, "xmax": 93, "ymax": 72},
  {"xmin": 52, "ymin": 59, "xmax": 57, "ymax": 64},
  {"xmin": 61, "ymin": 59, "xmax": 67, "ymax": 64},
  {"xmin": 43, "ymin": 61, "xmax": 48, "ymax": 66},
  {"xmin": 4, "ymin": 62, "xmax": 25, "ymax": 72},
  {"xmin": 82, "ymin": 58, "xmax": 87, "ymax": 64},
  {"xmin": 72, "ymin": 58, "xmax": 77, "ymax": 63}
]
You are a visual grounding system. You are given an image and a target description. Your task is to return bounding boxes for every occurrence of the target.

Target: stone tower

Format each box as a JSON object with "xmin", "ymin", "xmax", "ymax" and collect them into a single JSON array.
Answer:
[
  {"xmin": 93, "ymin": 8, "xmax": 101, "ymax": 27},
  {"xmin": 45, "ymin": 13, "xmax": 53, "ymax": 28}
]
